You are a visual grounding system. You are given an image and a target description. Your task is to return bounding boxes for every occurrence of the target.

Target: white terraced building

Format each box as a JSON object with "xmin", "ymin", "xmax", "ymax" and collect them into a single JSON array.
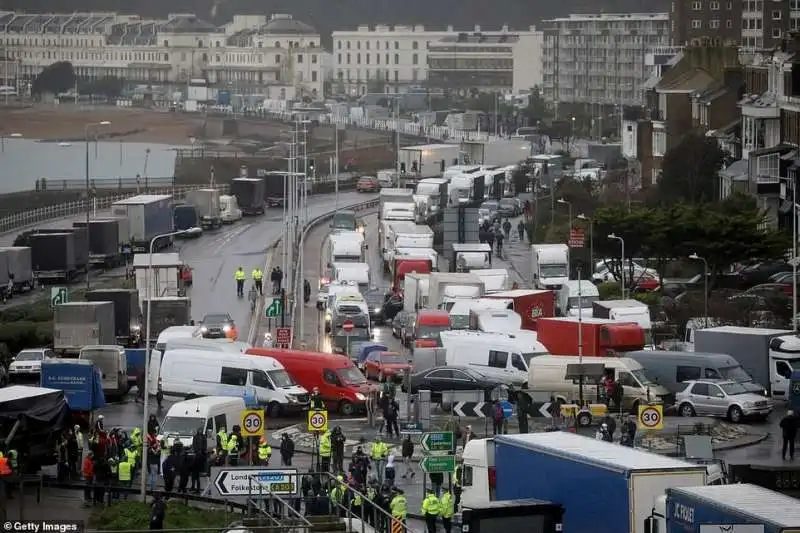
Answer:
[{"xmin": 0, "ymin": 11, "xmax": 324, "ymax": 99}]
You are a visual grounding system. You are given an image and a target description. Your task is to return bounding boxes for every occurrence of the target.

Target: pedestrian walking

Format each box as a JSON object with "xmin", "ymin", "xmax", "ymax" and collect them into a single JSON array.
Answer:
[
  {"xmin": 782, "ymin": 410, "xmax": 799, "ymax": 460},
  {"xmin": 400, "ymin": 435, "xmax": 416, "ymax": 479},
  {"xmin": 485, "ymin": 232, "xmax": 494, "ymax": 264},
  {"xmin": 280, "ymin": 433, "xmax": 295, "ymax": 466},
  {"xmin": 517, "ymin": 220, "xmax": 525, "ymax": 242},
  {"xmin": 495, "ymin": 230, "xmax": 504, "ymax": 259},
  {"xmin": 492, "ymin": 400, "xmax": 504, "ymax": 436},
  {"xmin": 502, "ymin": 218, "xmax": 511, "ymax": 240}
]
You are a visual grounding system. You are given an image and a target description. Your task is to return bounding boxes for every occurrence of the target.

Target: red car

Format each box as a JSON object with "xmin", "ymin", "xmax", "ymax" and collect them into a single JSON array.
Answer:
[{"xmin": 363, "ymin": 351, "xmax": 411, "ymax": 382}]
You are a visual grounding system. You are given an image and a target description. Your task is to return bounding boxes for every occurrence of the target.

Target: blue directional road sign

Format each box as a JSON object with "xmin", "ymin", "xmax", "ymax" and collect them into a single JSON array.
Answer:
[{"xmin": 500, "ymin": 400, "xmax": 513, "ymax": 419}]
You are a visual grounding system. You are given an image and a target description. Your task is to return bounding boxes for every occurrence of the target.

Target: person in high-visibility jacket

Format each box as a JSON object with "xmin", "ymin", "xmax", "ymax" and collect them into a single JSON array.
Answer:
[
  {"xmin": 318, "ymin": 430, "xmax": 332, "ymax": 473},
  {"xmin": 0, "ymin": 452, "xmax": 11, "ymax": 476},
  {"xmin": 370, "ymin": 439, "xmax": 389, "ymax": 483},
  {"xmin": 235, "ymin": 267, "xmax": 246, "ymax": 297},
  {"xmin": 251, "ymin": 268, "xmax": 263, "ymax": 295},
  {"xmin": 329, "ymin": 482, "xmax": 346, "ymax": 516},
  {"xmin": 350, "ymin": 487, "xmax": 363, "ymax": 517},
  {"xmin": 130, "ymin": 428, "xmax": 143, "ymax": 458},
  {"xmin": 216, "ymin": 428, "xmax": 228, "ymax": 453},
  {"xmin": 390, "ymin": 487, "xmax": 407, "ymax": 526},
  {"xmin": 439, "ymin": 487, "xmax": 455, "ymax": 533},
  {"xmin": 257, "ymin": 437, "xmax": 272, "ymax": 466},
  {"xmin": 453, "ymin": 463, "xmax": 462, "ymax": 509},
  {"xmin": 6, "ymin": 449, "xmax": 17, "ymax": 471},
  {"xmin": 118, "ymin": 455, "xmax": 132, "ymax": 499},
  {"xmin": 421, "ymin": 488, "xmax": 441, "ymax": 533},
  {"xmin": 225, "ymin": 432, "xmax": 240, "ymax": 466}
]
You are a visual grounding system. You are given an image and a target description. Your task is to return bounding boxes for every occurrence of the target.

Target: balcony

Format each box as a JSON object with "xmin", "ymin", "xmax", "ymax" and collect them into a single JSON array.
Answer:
[{"xmin": 741, "ymin": 93, "xmax": 779, "ymax": 119}]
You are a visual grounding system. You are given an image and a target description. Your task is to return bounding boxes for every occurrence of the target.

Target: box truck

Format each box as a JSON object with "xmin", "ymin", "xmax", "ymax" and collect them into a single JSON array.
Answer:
[
  {"xmin": 40, "ymin": 359, "xmax": 105, "ymax": 428},
  {"xmin": 74, "ymin": 219, "xmax": 123, "ymax": 267},
  {"xmin": 29, "ymin": 232, "xmax": 77, "ymax": 281},
  {"xmin": 531, "ymin": 244, "xmax": 569, "ymax": 290},
  {"xmin": 398, "ymin": 143, "xmax": 460, "ymax": 180},
  {"xmin": 461, "ymin": 432, "xmax": 707, "ymax": 533},
  {"xmin": 231, "ymin": 177, "xmax": 266, "ymax": 215},
  {"xmin": 85, "ymin": 289, "xmax": 142, "ymax": 347},
  {"xmin": 0, "ymin": 246, "xmax": 33, "ymax": 294},
  {"xmin": 53, "ymin": 302, "xmax": 116, "ymax": 355},
  {"xmin": 111, "ymin": 194, "xmax": 174, "ymax": 253},
  {"xmin": 536, "ymin": 316, "xmax": 645, "ymax": 356},
  {"xmin": 184, "ymin": 188, "xmax": 222, "ymax": 229}
]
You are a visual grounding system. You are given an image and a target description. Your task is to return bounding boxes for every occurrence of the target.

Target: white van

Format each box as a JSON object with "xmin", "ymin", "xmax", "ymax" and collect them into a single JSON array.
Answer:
[
  {"xmin": 79, "ymin": 345, "xmax": 128, "ymax": 397},
  {"xmin": 440, "ymin": 330, "xmax": 548, "ymax": 387},
  {"xmin": 220, "ymin": 195, "xmax": 242, "ymax": 223},
  {"xmin": 472, "ymin": 269, "xmax": 510, "ymax": 292},
  {"xmin": 148, "ymin": 326, "xmax": 202, "ymax": 395},
  {"xmin": 329, "ymin": 232, "xmax": 365, "ymax": 264},
  {"xmin": 158, "ymin": 396, "xmax": 246, "ymax": 449},
  {"xmin": 165, "ymin": 338, "xmax": 250, "ymax": 353},
  {"xmin": 449, "ymin": 298, "xmax": 510, "ymax": 330},
  {"xmin": 557, "ymin": 280, "xmax": 599, "ymax": 317},
  {"xmin": 331, "ymin": 262, "xmax": 370, "ymax": 293},
  {"xmin": 159, "ymin": 349, "xmax": 309, "ymax": 416},
  {"xmin": 469, "ymin": 309, "xmax": 522, "ymax": 334},
  {"xmin": 527, "ymin": 354, "xmax": 672, "ymax": 410}
]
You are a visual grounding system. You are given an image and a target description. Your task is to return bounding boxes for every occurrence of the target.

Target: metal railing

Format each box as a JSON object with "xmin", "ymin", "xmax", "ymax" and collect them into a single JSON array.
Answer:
[
  {"xmin": 34, "ymin": 176, "xmax": 175, "ymax": 190},
  {"xmin": 0, "ymin": 184, "xmax": 230, "ymax": 235}
]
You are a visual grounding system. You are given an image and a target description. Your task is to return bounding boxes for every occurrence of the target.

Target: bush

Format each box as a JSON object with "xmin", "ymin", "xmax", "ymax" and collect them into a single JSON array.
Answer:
[
  {"xmin": 597, "ymin": 282, "xmax": 622, "ymax": 300},
  {"xmin": 89, "ymin": 501, "xmax": 233, "ymax": 531}
]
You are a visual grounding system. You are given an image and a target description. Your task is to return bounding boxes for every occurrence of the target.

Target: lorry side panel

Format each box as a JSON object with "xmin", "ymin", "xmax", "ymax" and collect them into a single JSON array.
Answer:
[
  {"xmin": 494, "ymin": 441, "xmax": 630, "ymax": 533},
  {"xmin": 666, "ymin": 489, "xmax": 780, "ymax": 533},
  {"xmin": 630, "ymin": 471, "xmax": 705, "ymax": 533}
]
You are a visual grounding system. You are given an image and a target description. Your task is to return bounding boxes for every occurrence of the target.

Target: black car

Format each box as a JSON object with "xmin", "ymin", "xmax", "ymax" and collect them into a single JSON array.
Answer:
[
  {"xmin": 738, "ymin": 261, "xmax": 791, "ymax": 287},
  {"xmin": 404, "ymin": 365, "xmax": 507, "ymax": 402},
  {"xmin": 381, "ymin": 293, "xmax": 404, "ymax": 322},
  {"xmin": 363, "ymin": 288, "xmax": 386, "ymax": 325},
  {"xmin": 391, "ymin": 310, "xmax": 416, "ymax": 347},
  {"xmin": 199, "ymin": 312, "xmax": 235, "ymax": 338}
]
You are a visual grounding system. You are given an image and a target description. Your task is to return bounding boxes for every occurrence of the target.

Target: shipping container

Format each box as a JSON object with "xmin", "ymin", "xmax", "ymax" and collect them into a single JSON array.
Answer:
[
  {"xmin": 536, "ymin": 316, "xmax": 646, "ymax": 356},
  {"xmin": 664, "ymin": 484, "xmax": 800, "ymax": 533},
  {"xmin": 485, "ymin": 289, "xmax": 555, "ymax": 331},
  {"xmin": 0, "ymin": 246, "xmax": 33, "ymax": 292},
  {"xmin": 53, "ymin": 301, "xmax": 116, "ymax": 353},
  {"xmin": 143, "ymin": 297, "xmax": 192, "ymax": 341},
  {"xmin": 184, "ymin": 188, "xmax": 222, "ymax": 229},
  {"xmin": 74, "ymin": 219, "xmax": 121, "ymax": 262},
  {"xmin": 493, "ymin": 432, "xmax": 706, "ymax": 533},
  {"xmin": 231, "ymin": 178, "xmax": 265, "ymax": 215},
  {"xmin": 40, "ymin": 360, "xmax": 105, "ymax": 413},
  {"xmin": 30, "ymin": 232, "xmax": 77, "ymax": 280},
  {"xmin": 111, "ymin": 194, "xmax": 173, "ymax": 252},
  {"xmin": 32, "ymin": 227, "xmax": 88, "ymax": 270},
  {"xmin": 85, "ymin": 288, "xmax": 142, "ymax": 346}
]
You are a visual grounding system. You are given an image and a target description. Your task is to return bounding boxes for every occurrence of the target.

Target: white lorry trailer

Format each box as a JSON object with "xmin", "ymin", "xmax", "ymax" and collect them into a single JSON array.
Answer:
[
  {"xmin": 398, "ymin": 143, "xmax": 460, "ymax": 179},
  {"xmin": 531, "ymin": 244, "xmax": 569, "ymax": 290},
  {"xmin": 428, "ymin": 272, "xmax": 485, "ymax": 311}
]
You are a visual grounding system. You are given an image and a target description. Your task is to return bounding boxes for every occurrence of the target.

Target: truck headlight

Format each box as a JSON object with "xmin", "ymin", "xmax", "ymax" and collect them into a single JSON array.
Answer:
[
  {"xmin": 287, "ymin": 395, "xmax": 298, "ymax": 403},
  {"xmin": 223, "ymin": 325, "xmax": 231, "ymax": 332},
  {"xmin": 373, "ymin": 308, "xmax": 381, "ymax": 314},
  {"xmin": 355, "ymin": 393, "xmax": 366, "ymax": 401}
]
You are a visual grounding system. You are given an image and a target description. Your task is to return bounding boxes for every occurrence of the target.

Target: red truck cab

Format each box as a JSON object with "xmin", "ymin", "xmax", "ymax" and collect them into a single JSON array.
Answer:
[
  {"xmin": 485, "ymin": 289, "xmax": 555, "ymax": 331},
  {"xmin": 392, "ymin": 258, "xmax": 431, "ymax": 291},
  {"xmin": 414, "ymin": 309, "xmax": 450, "ymax": 348},
  {"xmin": 246, "ymin": 348, "xmax": 378, "ymax": 415},
  {"xmin": 536, "ymin": 317, "xmax": 645, "ymax": 356}
]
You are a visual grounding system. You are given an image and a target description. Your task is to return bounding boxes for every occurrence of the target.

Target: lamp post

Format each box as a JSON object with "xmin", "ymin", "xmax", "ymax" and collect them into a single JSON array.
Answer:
[
  {"xmin": 557, "ymin": 198, "xmax": 572, "ymax": 274},
  {"xmin": 608, "ymin": 233, "xmax": 625, "ymax": 299},
  {"xmin": 689, "ymin": 253, "xmax": 709, "ymax": 328},
  {"xmin": 141, "ymin": 229, "xmax": 187, "ymax": 500},
  {"xmin": 84, "ymin": 120, "xmax": 110, "ymax": 291},
  {"xmin": 1, "ymin": 132, "xmax": 21, "ymax": 153},
  {"xmin": 577, "ymin": 213, "xmax": 593, "ymax": 273}
]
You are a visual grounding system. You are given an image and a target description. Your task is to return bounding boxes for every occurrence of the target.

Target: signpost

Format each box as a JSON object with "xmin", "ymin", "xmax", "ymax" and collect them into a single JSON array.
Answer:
[
  {"xmin": 342, "ymin": 319, "xmax": 354, "ymax": 355},
  {"xmin": 240, "ymin": 409, "xmax": 265, "ymax": 437},
  {"xmin": 637, "ymin": 404, "xmax": 664, "ymax": 430},
  {"xmin": 400, "ymin": 421, "xmax": 424, "ymax": 435},
  {"xmin": 265, "ymin": 298, "xmax": 283, "ymax": 318},
  {"xmin": 50, "ymin": 287, "xmax": 68, "ymax": 306},
  {"xmin": 568, "ymin": 227, "xmax": 585, "ymax": 248},
  {"xmin": 210, "ymin": 467, "xmax": 299, "ymax": 502},
  {"xmin": 421, "ymin": 455, "xmax": 456, "ymax": 473},
  {"xmin": 421, "ymin": 432, "xmax": 454, "ymax": 454},
  {"xmin": 275, "ymin": 327, "xmax": 292, "ymax": 347},
  {"xmin": 307, "ymin": 409, "xmax": 329, "ymax": 432}
]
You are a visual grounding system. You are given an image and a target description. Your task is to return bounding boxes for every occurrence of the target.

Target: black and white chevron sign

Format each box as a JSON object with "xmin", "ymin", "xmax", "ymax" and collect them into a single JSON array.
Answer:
[{"xmin": 453, "ymin": 401, "xmax": 493, "ymax": 418}]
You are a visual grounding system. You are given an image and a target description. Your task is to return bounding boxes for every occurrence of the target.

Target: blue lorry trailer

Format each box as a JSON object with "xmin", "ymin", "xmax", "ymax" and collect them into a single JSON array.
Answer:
[
  {"xmin": 40, "ymin": 360, "xmax": 105, "ymax": 422},
  {"xmin": 666, "ymin": 484, "xmax": 800, "ymax": 533},
  {"xmin": 494, "ymin": 432, "xmax": 707, "ymax": 533}
]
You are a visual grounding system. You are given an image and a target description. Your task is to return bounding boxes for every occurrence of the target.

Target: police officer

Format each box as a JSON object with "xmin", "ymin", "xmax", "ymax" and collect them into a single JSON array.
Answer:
[
  {"xmin": 118, "ymin": 454, "xmax": 132, "ymax": 498},
  {"xmin": 421, "ymin": 487, "xmax": 441, "ymax": 533},
  {"xmin": 216, "ymin": 427, "xmax": 228, "ymax": 461},
  {"xmin": 390, "ymin": 487, "xmax": 407, "ymax": 532},
  {"xmin": 257, "ymin": 437, "xmax": 272, "ymax": 466},
  {"xmin": 439, "ymin": 487, "xmax": 455, "ymax": 533},
  {"xmin": 310, "ymin": 387, "xmax": 325, "ymax": 409},
  {"xmin": 370, "ymin": 438, "xmax": 389, "ymax": 484},
  {"xmin": 251, "ymin": 267, "xmax": 263, "ymax": 295},
  {"xmin": 226, "ymin": 426, "xmax": 242, "ymax": 466},
  {"xmin": 235, "ymin": 267, "xmax": 246, "ymax": 297},
  {"xmin": 318, "ymin": 429, "xmax": 332, "ymax": 472}
]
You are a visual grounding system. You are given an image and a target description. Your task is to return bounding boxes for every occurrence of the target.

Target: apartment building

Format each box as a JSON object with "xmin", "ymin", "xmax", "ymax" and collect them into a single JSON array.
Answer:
[
  {"xmin": 331, "ymin": 24, "xmax": 542, "ymax": 95},
  {"xmin": 542, "ymin": 13, "xmax": 671, "ymax": 107},
  {"xmin": 0, "ymin": 12, "xmax": 324, "ymax": 99}
]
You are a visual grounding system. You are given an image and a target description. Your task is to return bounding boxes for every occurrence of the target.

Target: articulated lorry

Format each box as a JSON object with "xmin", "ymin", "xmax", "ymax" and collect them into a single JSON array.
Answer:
[
  {"xmin": 231, "ymin": 177, "xmax": 266, "ymax": 215},
  {"xmin": 41, "ymin": 359, "xmax": 105, "ymax": 429},
  {"xmin": 379, "ymin": 188, "xmax": 415, "ymax": 223},
  {"xmin": 428, "ymin": 272, "xmax": 485, "ymax": 311},
  {"xmin": 111, "ymin": 194, "xmax": 174, "ymax": 252},
  {"xmin": 53, "ymin": 302, "xmax": 116, "ymax": 355},
  {"xmin": 184, "ymin": 188, "xmax": 222, "ymax": 229}
]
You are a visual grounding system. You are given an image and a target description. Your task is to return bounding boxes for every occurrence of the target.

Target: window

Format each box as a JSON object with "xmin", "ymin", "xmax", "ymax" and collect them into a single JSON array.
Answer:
[
  {"xmin": 776, "ymin": 360, "xmax": 793, "ymax": 379},
  {"xmin": 221, "ymin": 366, "xmax": 247, "ymax": 386},
  {"xmin": 617, "ymin": 372, "xmax": 639, "ymax": 388},
  {"xmin": 677, "ymin": 366, "xmax": 702, "ymax": 382},
  {"xmin": 413, "ymin": 41, "xmax": 419, "ymax": 50},
  {"xmin": 357, "ymin": 41, "xmax": 361, "ymax": 49},
  {"xmin": 690, "ymin": 382, "xmax": 709, "ymax": 396},
  {"xmin": 250, "ymin": 370, "xmax": 272, "ymax": 389},
  {"xmin": 412, "ymin": 53, "xmax": 418, "ymax": 65},
  {"xmin": 726, "ymin": 1, "xmax": 732, "ymax": 8},
  {"xmin": 691, "ymin": 0, "xmax": 702, "ymax": 9},
  {"xmin": 346, "ymin": 41, "xmax": 351, "ymax": 49},
  {"xmin": 394, "ymin": 53, "xmax": 399, "ymax": 64},
  {"xmin": 427, "ymin": 369, "xmax": 454, "ymax": 379},
  {"xmin": 462, "ymin": 466, "xmax": 474, "ymax": 486},
  {"xmin": 773, "ymin": 9, "xmax": 782, "ymax": 19},
  {"xmin": 511, "ymin": 353, "xmax": 527, "ymax": 372},
  {"xmin": 451, "ymin": 370, "xmax": 472, "ymax": 381},
  {"xmin": 710, "ymin": 19, "xmax": 720, "ymax": 28},
  {"xmin": 691, "ymin": 19, "xmax": 702, "ymax": 28},
  {"xmin": 312, "ymin": 54, "xmax": 317, "ymax": 64},
  {"xmin": 213, "ymin": 414, "xmax": 226, "ymax": 433},
  {"xmin": 347, "ymin": 53, "xmax": 351, "ymax": 63},
  {"xmin": 726, "ymin": 19, "xmax": 733, "ymax": 28},
  {"xmin": 488, "ymin": 350, "xmax": 508, "ymax": 368},
  {"xmin": 323, "ymin": 369, "xmax": 339, "ymax": 385},
  {"xmin": 357, "ymin": 53, "xmax": 361, "ymax": 64},
  {"xmin": 394, "ymin": 41, "xmax": 399, "ymax": 49},
  {"xmin": 297, "ymin": 54, "xmax": 303, "ymax": 63},
  {"xmin": 338, "ymin": 53, "xmax": 342, "ymax": 64},
  {"xmin": 312, "ymin": 71, "xmax": 317, "ymax": 82},
  {"xmin": 704, "ymin": 368, "xmax": 722, "ymax": 379},
  {"xmin": 707, "ymin": 384, "xmax": 725, "ymax": 398},
  {"xmin": 275, "ymin": 54, "xmax": 281, "ymax": 64},
  {"xmin": 710, "ymin": 0, "xmax": 720, "ymax": 8},
  {"xmin": 773, "ymin": 28, "xmax": 783, "ymax": 38},
  {"xmin": 338, "ymin": 41, "xmax": 342, "ymax": 49}
]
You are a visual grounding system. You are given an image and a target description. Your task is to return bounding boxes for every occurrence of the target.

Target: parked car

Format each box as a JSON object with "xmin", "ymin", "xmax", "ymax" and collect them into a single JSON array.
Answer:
[
  {"xmin": 676, "ymin": 379, "xmax": 773, "ymax": 423},
  {"xmin": 403, "ymin": 365, "xmax": 507, "ymax": 402},
  {"xmin": 737, "ymin": 261, "xmax": 791, "ymax": 287},
  {"xmin": 391, "ymin": 310, "xmax": 416, "ymax": 347},
  {"xmin": 356, "ymin": 176, "xmax": 379, "ymax": 193},
  {"xmin": 8, "ymin": 348, "xmax": 55, "ymax": 381},
  {"xmin": 497, "ymin": 198, "xmax": 517, "ymax": 217},
  {"xmin": 363, "ymin": 351, "xmax": 411, "ymax": 382},
  {"xmin": 381, "ymin": 293, "xmax": 404, "ymax": 322}
]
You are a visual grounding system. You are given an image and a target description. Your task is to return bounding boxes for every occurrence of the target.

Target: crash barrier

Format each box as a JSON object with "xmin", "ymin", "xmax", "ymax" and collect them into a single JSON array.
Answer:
[
  {"xmin": 288, "ymin": 198, "xmax": 380, "ymax": 346},
  {"xmin": 0, "ymin": 184, "xmax": 231, "ymax": 235}
]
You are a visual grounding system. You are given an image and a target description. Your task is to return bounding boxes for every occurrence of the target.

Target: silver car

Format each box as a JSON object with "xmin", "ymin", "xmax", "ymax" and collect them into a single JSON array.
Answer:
[{"xmin": 676, "ymin": 379, "xmax": 773, "ymax": 423}]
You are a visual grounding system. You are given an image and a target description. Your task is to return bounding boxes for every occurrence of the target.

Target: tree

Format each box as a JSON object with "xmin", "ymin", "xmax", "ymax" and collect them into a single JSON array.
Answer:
[
  {"xmin": 79, "ymin": 75, "xmax": 124, "ymax": 98},
  {"xmin": 519, "ymin": 86, "xmax": 552, "ymax": 123},
  {"xmin": 31, "ymin": 61, "xmax": 75, "ymax": 96},
  {"xmin": 658, "ymin": 132, "xmax": 725, "ymax": 204}
]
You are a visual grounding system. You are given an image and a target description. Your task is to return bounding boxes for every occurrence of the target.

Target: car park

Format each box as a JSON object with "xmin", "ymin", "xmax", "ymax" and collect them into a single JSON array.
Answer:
[{"xmin": 676, "ymin": 379, "xmax": 773, "ymax": 422}]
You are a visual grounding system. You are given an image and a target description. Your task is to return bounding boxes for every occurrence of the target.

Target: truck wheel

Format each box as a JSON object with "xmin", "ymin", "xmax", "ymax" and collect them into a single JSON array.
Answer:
[
  {"xmin": 576, "ymin": 412, "xmax": 592, "ymax": 427},
  {"xmin": 267, "ymin": 401, "xmax": 282, "ymax": 417},
  {"xmin": 679, "ymin": 403, "xmax": 696, "ymax": 417},
  {"xmin": 728, "ymin": 405, "xmax": 744, "ymax": 423},
  {"xmin": 339, "ymin": 400, "xmax": 355, "ymax": 416}
]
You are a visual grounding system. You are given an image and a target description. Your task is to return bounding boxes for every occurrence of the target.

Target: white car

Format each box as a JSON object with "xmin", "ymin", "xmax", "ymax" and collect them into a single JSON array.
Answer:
[
  {"xmin": 592, "ymin": 261, "xmax": 658, "ymax": 284},
  {"xmin": 8, "ymin": 348, "xmax": 55, "ymax": 379}
]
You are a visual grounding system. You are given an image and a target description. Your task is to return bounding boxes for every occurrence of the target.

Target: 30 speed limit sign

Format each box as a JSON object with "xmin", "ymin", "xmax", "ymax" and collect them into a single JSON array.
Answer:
[
  {"xmin": 307, "ymin": 409, "xmax": 328, "ymax": 432},
  {"xmin": 637, "ymin": 404, "xmax": 664, "ymax": 430},
  {"xmin": 241, "ymin": 409, "xmax": 265, "ymax": 437}
]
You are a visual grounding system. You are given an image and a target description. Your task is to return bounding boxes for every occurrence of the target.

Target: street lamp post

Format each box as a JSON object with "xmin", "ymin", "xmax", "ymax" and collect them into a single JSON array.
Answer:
[
  {"xmin": 84, "ymin": 121, "xmax": 110, "ymax": 291},
  {"xmin": 577, "ymin": 213, "xmax": 593, "ymax": 273},
  {"xmin": 557, "ymin": 198, "xmax": 572, "ymax": 274},
  {"xmin": 1, "ymin": 132, "xmax": 21, "ymax": 153},
  {"xmin": 141, "ymin": 229, "xmax": 187, "ymax": 500},
  {"xmin": 608, "ymin": 233, "xmax": 625, "ymax": 299},
  {"xmin": 689, "ymin": 253, "xmax": 709, "ymax": 328}
]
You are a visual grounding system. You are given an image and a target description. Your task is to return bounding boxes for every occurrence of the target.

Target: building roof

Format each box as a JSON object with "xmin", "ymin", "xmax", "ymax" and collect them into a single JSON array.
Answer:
[
  {"xmin": 159, "ymin": 14, "xmax": 219, "ymax": 33},
  {"xmin": 435, "ymin": 33, "xmax": 519, "ymax": 44},
  {"xmin": 656, "ymin": 68, "xmax": 716, "ymax": 93},
  {"xmin": 260, "ymin": 15, "xmax": 316, "ymax": 35},
  {"xmin": 694, "ymin": 82, "xmax": 728, "ymax": 103}
]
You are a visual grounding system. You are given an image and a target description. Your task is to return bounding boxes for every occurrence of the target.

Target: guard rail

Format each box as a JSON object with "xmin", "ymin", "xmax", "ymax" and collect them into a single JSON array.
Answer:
[
  {"xmin": 289, "ymin": 198, "xmax": 380, "ymax": 346},
  {"xmin": 0, "ymin": 184, "xmax": 230, "ymax": 235}
]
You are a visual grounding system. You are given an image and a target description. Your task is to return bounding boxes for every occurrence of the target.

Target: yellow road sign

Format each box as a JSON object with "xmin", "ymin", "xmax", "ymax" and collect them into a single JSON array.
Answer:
[
  {"xmin": 241, "ymin": 409, "xmax": 265, "ymax": 437},
  {"xmin": 307, "ymin": 409, "xmax": 329, "ymax": 432},
  {"xmin": 637, "ymin": 404, "xmax": 664, "ymax": 430}
]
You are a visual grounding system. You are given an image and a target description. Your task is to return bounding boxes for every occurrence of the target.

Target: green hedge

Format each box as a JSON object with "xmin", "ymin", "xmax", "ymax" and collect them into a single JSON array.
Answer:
[{"xmin": 89, "ymin": 501, "xmax": 233, "ymax": 531}]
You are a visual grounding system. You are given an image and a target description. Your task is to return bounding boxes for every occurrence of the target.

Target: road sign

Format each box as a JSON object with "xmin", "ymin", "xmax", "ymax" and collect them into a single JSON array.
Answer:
[
  {"xmin": 531, "ymin": 402, "xmax": 553, "ymax": 418},
  {"xmin": 240, "ymin": 409, "xmax": 265, "ymax": 437},
  {"xmin": 500, "ymin": 400, "xmax": 513, "ymax": 419},
  {"xmin": 50, "ymin": 287, "xmax": 68, "ymax": 306},
  {"xmin": 568, "ymin": 227, "xmax": 585, "ymax": 248},
  {"xmin": 211, "ymin": 467, "xmax": 299, "ymax": 500},
  {"xmin": 342, "ymin": 320, "xmax": 354, "ymax": 332},
  {"xmin": 637, "ymin": 404, "xmax": 664, "ymax": 430},
  {"xmin": 307, "ymin": 409, "xmax": 329, "ymax": 432},
  {"xmin": 421, "ymin": 455, "xmax": 456, "ymax": 473},
  {"xmin": 275, "ymin": 327, "xmax": 292, "ymax": 345},
  {"xmin": 453, "ymin": 401, "xmax": 493, "ymax": 418},
  {"xmin": 265, "ymin": 297, "xmax": 283, "ymax": 318},
  {"xmin": 400, "ymin": 421, "xmax": 424, "ymax": 434},
  {"xmin": 421, "ymin": 432, "xmax": 454, "ymax": 454}
]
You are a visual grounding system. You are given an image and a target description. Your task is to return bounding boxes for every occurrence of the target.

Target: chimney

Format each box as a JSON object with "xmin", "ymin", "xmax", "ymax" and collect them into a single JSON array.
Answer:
[
  {"xmin": 501, "ymin": 24, "xmax": 508, "ymax": 33},
  {"xmin": 474, "ymin": 24, "xmax": 480, "ymax": 32}
]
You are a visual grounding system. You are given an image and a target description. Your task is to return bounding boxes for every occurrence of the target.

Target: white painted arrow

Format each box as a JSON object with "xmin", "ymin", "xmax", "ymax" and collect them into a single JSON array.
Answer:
[
  {"xmin": 474, "ymin": 402, "xmax": 486, "ymax": 418},
  {"xmin": 539, "ymin": 402, "xmax": 552, "ymax": 418},
  {"xmin": 453, "ymin": 402, "xmax": 467, "ymax": 417}
]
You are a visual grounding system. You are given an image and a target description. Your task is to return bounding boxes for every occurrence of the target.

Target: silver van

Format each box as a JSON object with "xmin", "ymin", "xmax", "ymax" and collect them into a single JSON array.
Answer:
[{"xmin": 625, "ymin": 350, "xmax": 766, "ymax": 396}]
